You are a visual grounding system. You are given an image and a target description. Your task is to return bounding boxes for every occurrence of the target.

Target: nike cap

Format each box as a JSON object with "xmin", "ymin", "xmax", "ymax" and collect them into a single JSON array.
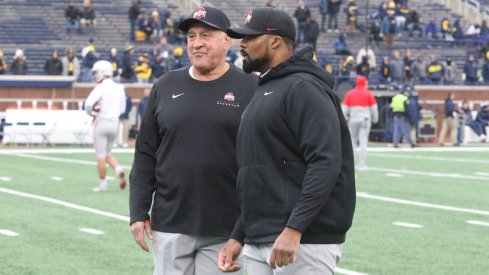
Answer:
[
  {"xmin": 179, "ymin": 6, "xmax": 230, "ymax": 33},
  {"xmin": 227, "ymin": 7, "xmax": 296, "ymax": 41}
]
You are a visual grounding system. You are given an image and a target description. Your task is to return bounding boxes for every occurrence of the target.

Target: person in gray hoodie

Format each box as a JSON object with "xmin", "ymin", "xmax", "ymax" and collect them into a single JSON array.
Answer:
[{"xmin": 389, "ymin": 50, "xmax": 405, "ymax": 84}]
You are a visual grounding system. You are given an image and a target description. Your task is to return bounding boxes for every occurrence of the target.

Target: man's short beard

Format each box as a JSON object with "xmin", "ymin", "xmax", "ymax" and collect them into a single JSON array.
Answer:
[{"xmin": 242, "ymin": 56, "xmax": 270, "ymax": 74}]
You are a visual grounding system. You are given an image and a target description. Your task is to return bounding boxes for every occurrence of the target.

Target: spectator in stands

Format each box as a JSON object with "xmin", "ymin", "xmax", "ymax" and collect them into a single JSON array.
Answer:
[
  {"xmin": 482, "ymin": 52, "xmax": 489, "ymax": 84},
  {"xmin": 406, "ymin": 9, "xmax": 423, "ymax": 37},
  {"xmin": 266, "ymin": 0, "xmax": 276, "ymax": 7},
  {"xmin": 469, "ymin": 104, "xmax": 489, "ymax": 142},
  {"xmin": 389, "ymin": 50, "xmax": 404, "ymax": 83},
  {"xmin": 345, "ymin": 0, "xmax": 359, "ymax": 33},
  {"xmin": 342, "ymin": 76, "xmax": 378, "ymax": 171},
  {"xmin": 80, "ymin": 39, "xmax": 98, "ymax": 82},
  {"xmin": 425, "ymin": 20, "xmax": 439, "ymax": 39},
  {"xmin": 163, "ymin": 11, "xmax": 175, "ymax": 41},
  {"xmin": 155, "ymin": 36, "xmax": 174, "ymax": 59},
  {"xmin": 410, "ymin": 54, "xmax": 426, "ymax": 84},
  {"xmin": 327, "ymin": 0, "xmax": 342, "ymax": 33},
  {"xmin": 356, "ymin": 46, "xmax": 376, "ymax": 71},
  {"xmin": 0, "ymin": 50, "xmax": 8, "ymax": 74},
  {"xmin": 403, "ymin": 49, "xmax": 414, "ymax": 82},
  {"xmin": 458, "ymin": 100, "xmax": 473, "ymax": 144},
  {"xmin": 391, "ymin": 88, "xmax": 416, "ymax": 148},
  {"xmin": 440, "ymin": 17, "xmax": 451, "ymax": 40},
  {"xmin": 396, "ymin": 3, "xmax": 409, "ymax": 32},
  {"xmin": 333, "ymin": 34, "xmax": 352, "ymax": 55},
  {"xmin": 149, "ymin": 10, "xmax": 163, "ymax": 43},
  {"xmin": 356, "ymin": 56, "xmax": 370, "ymax": 78},
  {"xmin": 463, "ymin": 53, "xmax": 479, "ymax": 85},
  {"xmin": 128, "ymin": 1, "xmax": 140, "ymax": 41},
  {"xmin": 150, "ymin": 54, "xmax": 166, "ymax": 81},
  {"xmin": 170, "ymin": 47, "xmax": 185, "ymax": 70},
  {"xmin": 110, "ymin": 48, "xmax": 122, "ymax": 82},
  {"xmin": 122, "ymin": 45, "xmax": 135, "ymax": 82},
  {"xmin": 134, "ymin": 52, "xmax": 152, "ymax": 83},
  {"xmin": 304, "ymin": 15, "xmax": 320, "ymax": 51},
  {"xmin": 338, "ymin": 55, "xmax": 355, "ymax": 85},
  {"xmin": 452, "ymin": 18, "xmax": 464, "ymax": 41},
  {"xmin": 137, "ymin": 11, "xmax": 153, "ymax": 42},
  {"xmin": 294, "ymin": 1, "xmax": 310, "ymax": 44},
  {"xmin": 318, "ymin": 0, "xmax": 328, "ymax": 32},
  {"xmin": 65, "ymin": 1, "xmax": 82, "ymax": 34},
  {"xmin": 438, "ymin": 92, "xmax": 459, "ymax": 146},
  {"xmin": 118, "ymin": 92, "xmax": 132, "ymax": 148},
  {"xmin": 480, "ymin": 20, "xmax": 489, "ymax": 37},
  {"xmin": 425, "ymin": 54, "xmax": 444, "ymax": 84},
  {"xmin": 369, "ymin": 21, "xmax": 382, "ymax": 47},
  {"xmin": 444, "ymin": 56, "xmax": 457, "ymax": 84},
  {"xmin": 380, "ymin": 15, "xmax": 397, "ymax": 46},
  {"xmin": 380, "ymin": 56, "xmax": 390, "ymax": 84},
  {"xmin": 80, "ymin": 0, "xmax": 96, "ymax": 33},
  {"xmin": 466, "ymin": 24, "xmax": 481, "ymax": 40},
  {"xmin": 44, "ymin": 50, "xmax": 63, "ymax": 76},
  {"xmin": 61, "ymin": 48, "xmax": 80, "ymax": 79},
  {"xmin": 11, "ymin": 49, "xmax": 27, "ymax": 75}
]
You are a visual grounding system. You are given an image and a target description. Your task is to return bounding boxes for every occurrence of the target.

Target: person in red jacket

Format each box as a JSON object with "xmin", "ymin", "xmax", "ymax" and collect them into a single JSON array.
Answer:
[{"xmin": 342, "ymin": 76, "xmax": 378, "ymax": 171}]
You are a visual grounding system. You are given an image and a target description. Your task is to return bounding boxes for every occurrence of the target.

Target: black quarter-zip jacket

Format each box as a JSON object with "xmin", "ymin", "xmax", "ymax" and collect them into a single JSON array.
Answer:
[
  {"xmin": 129, "ymin": 65, "xmax": 258, "ymax": 237},
  {"xmin": 231, "ymin": 47, "xmax": 356, "ymax": 244}
]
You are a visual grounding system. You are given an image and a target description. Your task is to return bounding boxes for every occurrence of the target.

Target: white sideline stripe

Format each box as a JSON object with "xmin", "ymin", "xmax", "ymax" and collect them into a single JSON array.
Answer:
[
  {"xmin": 386, "ymin": 173, "xmax": 403, "ymax": 177},
  {"xmin": 0, "ymin": 148, "xmax": 134, "ymax": 154},
  {"xmin": 0, "ymin": 177, "xmax": 12, "ymax": 182},
  {"xmin": 369, "ymin": 153, "xmax": 489, "ymax": 164},
  {"xmin": 392, "ymin": 222, "xmax": 423, "ymax": 228},
  {"xmin": 0, "ymin": 229, "xmax": 19, "ymax": 237},
  {"xmin": 10, "ymin": 154, "xmax": 132, "ymax": 170},
  {"xmin": 50, "ymin": 176, "xmax": 63, "ymax": 181},
  {"xmin": 80, "ymin": 228, "xmax": 105, "ymax": 235},
  {"xmin": 357, "ymin": 192, "xmax": 489, "ymax": 216},
  {"xmin": 466, "ymin": 220, "xmax": 489, "ymax": 227},
  {"xmin": 367, "ymin": 167, "xmax": 488, "ymax": 181},
  {"xmin": 475, "ymin": 172, "xmax": 489, "ymax": 176},
  {"xmin": 335, "ymin": 267, "xmax": 368, "ymax": 275},
  {"xmin": 0, "ymin": 187, "xmax": 129, "ymax": 222}
]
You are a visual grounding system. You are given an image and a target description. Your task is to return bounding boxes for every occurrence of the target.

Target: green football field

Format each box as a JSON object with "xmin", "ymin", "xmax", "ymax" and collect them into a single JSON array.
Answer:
[{"xmin": 1, "ymin": 146, "xmax": 488, "ymax": 275}]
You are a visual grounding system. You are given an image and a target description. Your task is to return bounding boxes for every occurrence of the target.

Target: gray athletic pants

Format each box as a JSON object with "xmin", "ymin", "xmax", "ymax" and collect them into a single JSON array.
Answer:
[
  {"xmin": 93, "ymin": 117, "xmax": 118, "ymax": 158},
  {"xmin": 243, "ymin": 243, "xmax": 343, "ymax": 275},
  {"xmin": 349, "ymin": 119, "xmax": 371, "ymax": 167},
  {"xmin": 152, "ymin": 231, "xmax": 242, "ymax": 275}
]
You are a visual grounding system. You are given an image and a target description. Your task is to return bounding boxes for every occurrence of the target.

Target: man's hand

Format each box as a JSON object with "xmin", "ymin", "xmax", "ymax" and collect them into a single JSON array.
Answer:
[
  {"xmin": 130, "ymin": 220, "xmax": 153, "ymax": 252},
  {"xmin": 269, "ymin": 227, "xmax": 302, "ymax": 269},
  {"xmin": 218, "ymin": 239, "xmax": 242, "ymax": 272}
]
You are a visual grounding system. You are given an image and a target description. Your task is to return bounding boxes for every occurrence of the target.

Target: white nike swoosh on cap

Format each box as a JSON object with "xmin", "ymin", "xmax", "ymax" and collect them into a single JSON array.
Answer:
[
  {"xmin": 264, "ymin": 91, "xmax": 274, "ymax": 96},
  {"xmin": 172, "ymin": 93, "xmax": 184, "ymax": 99}
]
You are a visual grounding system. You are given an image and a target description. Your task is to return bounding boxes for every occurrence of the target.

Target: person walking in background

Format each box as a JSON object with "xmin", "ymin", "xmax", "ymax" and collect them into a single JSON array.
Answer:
[
  {"xmin": 391, "ymin": 88, "xmax": 416, "ymax": 148},
  {"xmin": 319, "ymin": 0, "xmax": 328, "ymax": 32},
  {"xmin": 327, "ymin": 0, "xmax": 342, "ymax": 33},
  {"xmin": 118, "ymin": 92, "xmax": 132, "ymax": 148},
  {"xmin": 61, "ymin": 48, "xmax": 80, "ymax": 79},
  {"xmin": 84, "ymin": 60, "xmax": 127, "ymax": 192},
  {"xmin": 129, "ymin": 6, "xmax": 257, "ymax": 275},
  {"xmin": 438, "ymin": 92, "xmax": 459, "ymax": 146},
  {"xmin": 342, "ymin": 76, "xmax": 378, "ymax": 171},
  {"xmin": 221, "ymin": 7, "xmax": 355, "ymax": 274},
  {"xmin": 44, "ymin": 50, "xmax": 63, "ymax": 76},
  {"xmin": 293, "ymin": 1, "xmax": 310, "ymax": 44},
  {"xmin": 11, "ymin": 49, "xmax": 27, "ymax": 75},
  {"xmin": 304, "ymin": 15, "xmax": 320, "ymax": 51}
]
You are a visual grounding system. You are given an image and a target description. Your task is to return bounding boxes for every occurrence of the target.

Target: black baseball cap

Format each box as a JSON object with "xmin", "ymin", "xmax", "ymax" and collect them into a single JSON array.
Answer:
[
  {"xmin": 179, "ymin": 6, "xmax": 230, "ymax": 33},
  {"xmin": 227, "ymin": 7, "xmax": 296, "ymax": 41}
]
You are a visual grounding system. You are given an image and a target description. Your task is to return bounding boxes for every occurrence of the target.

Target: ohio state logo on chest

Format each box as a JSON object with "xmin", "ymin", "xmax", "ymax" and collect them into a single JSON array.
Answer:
[{"xmin": 217, "ymin": 91, "xmax": 240, "ymax": 108}]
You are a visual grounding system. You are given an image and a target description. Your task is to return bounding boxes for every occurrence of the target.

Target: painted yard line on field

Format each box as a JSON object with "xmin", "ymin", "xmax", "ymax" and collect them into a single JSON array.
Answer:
[
  {"xmin": 79, "ymin": 228, "xmax": 105, "ymax": 235},
  {"xmin": 369, "ymin": 153, "xmax": 489, "ymax": 164},
  {"xmin": 0, "ymin": 187, "xmax": 129, "ymax": 222},
  {"xmin": 8, "ymin": 154, "xmax": 132, "ymax": 170},
  {"xmin": 335, "ymin": 267, "xmax": 368, "ymax": 275},
  {"xmin": 50, "ymin": 176, "xmax": 63, "ymax": 181},
  {"xmin": 0, "ymin": 177, "xmax": 12, "ymax": 182},
  {"xmin": 0, "ymin": 148, "xmax": 134, "ymax": 154},
  {"xmin": 0, "ymin": 186, "xmax": 370, "ymax": 275},
  {"xmin": 367, "ymin": 167, "xmax": 488, "ymax": 181},
  {"xmin": 466, "ymin": 220, "xmax": 489, "ymax": 227},
  {"xmin": 392, "ymin": 222, "xmax": 423, "ymax": 228},
  {"xmin": 357, "ymin": 192, "xmax": 489, "ymax": 216},
  {"xmin": 0, "ymin": 229, "xmax": 19, "ymax": 237},
  {"xmin": 386, "ymin": 173, "xmax": 404, "ymax": 178}
]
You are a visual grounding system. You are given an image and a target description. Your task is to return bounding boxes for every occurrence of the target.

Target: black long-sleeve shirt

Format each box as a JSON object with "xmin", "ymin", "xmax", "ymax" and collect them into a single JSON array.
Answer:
[{"xmin": 130, "ymin": 65, "xmax": 257, "ymax": 237}]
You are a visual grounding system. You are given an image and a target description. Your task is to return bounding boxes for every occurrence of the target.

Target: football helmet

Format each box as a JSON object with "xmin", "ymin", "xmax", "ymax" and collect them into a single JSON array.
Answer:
[{"xmin": 91, "ymin": 60, "xmax": 113, "ymax": 83}]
